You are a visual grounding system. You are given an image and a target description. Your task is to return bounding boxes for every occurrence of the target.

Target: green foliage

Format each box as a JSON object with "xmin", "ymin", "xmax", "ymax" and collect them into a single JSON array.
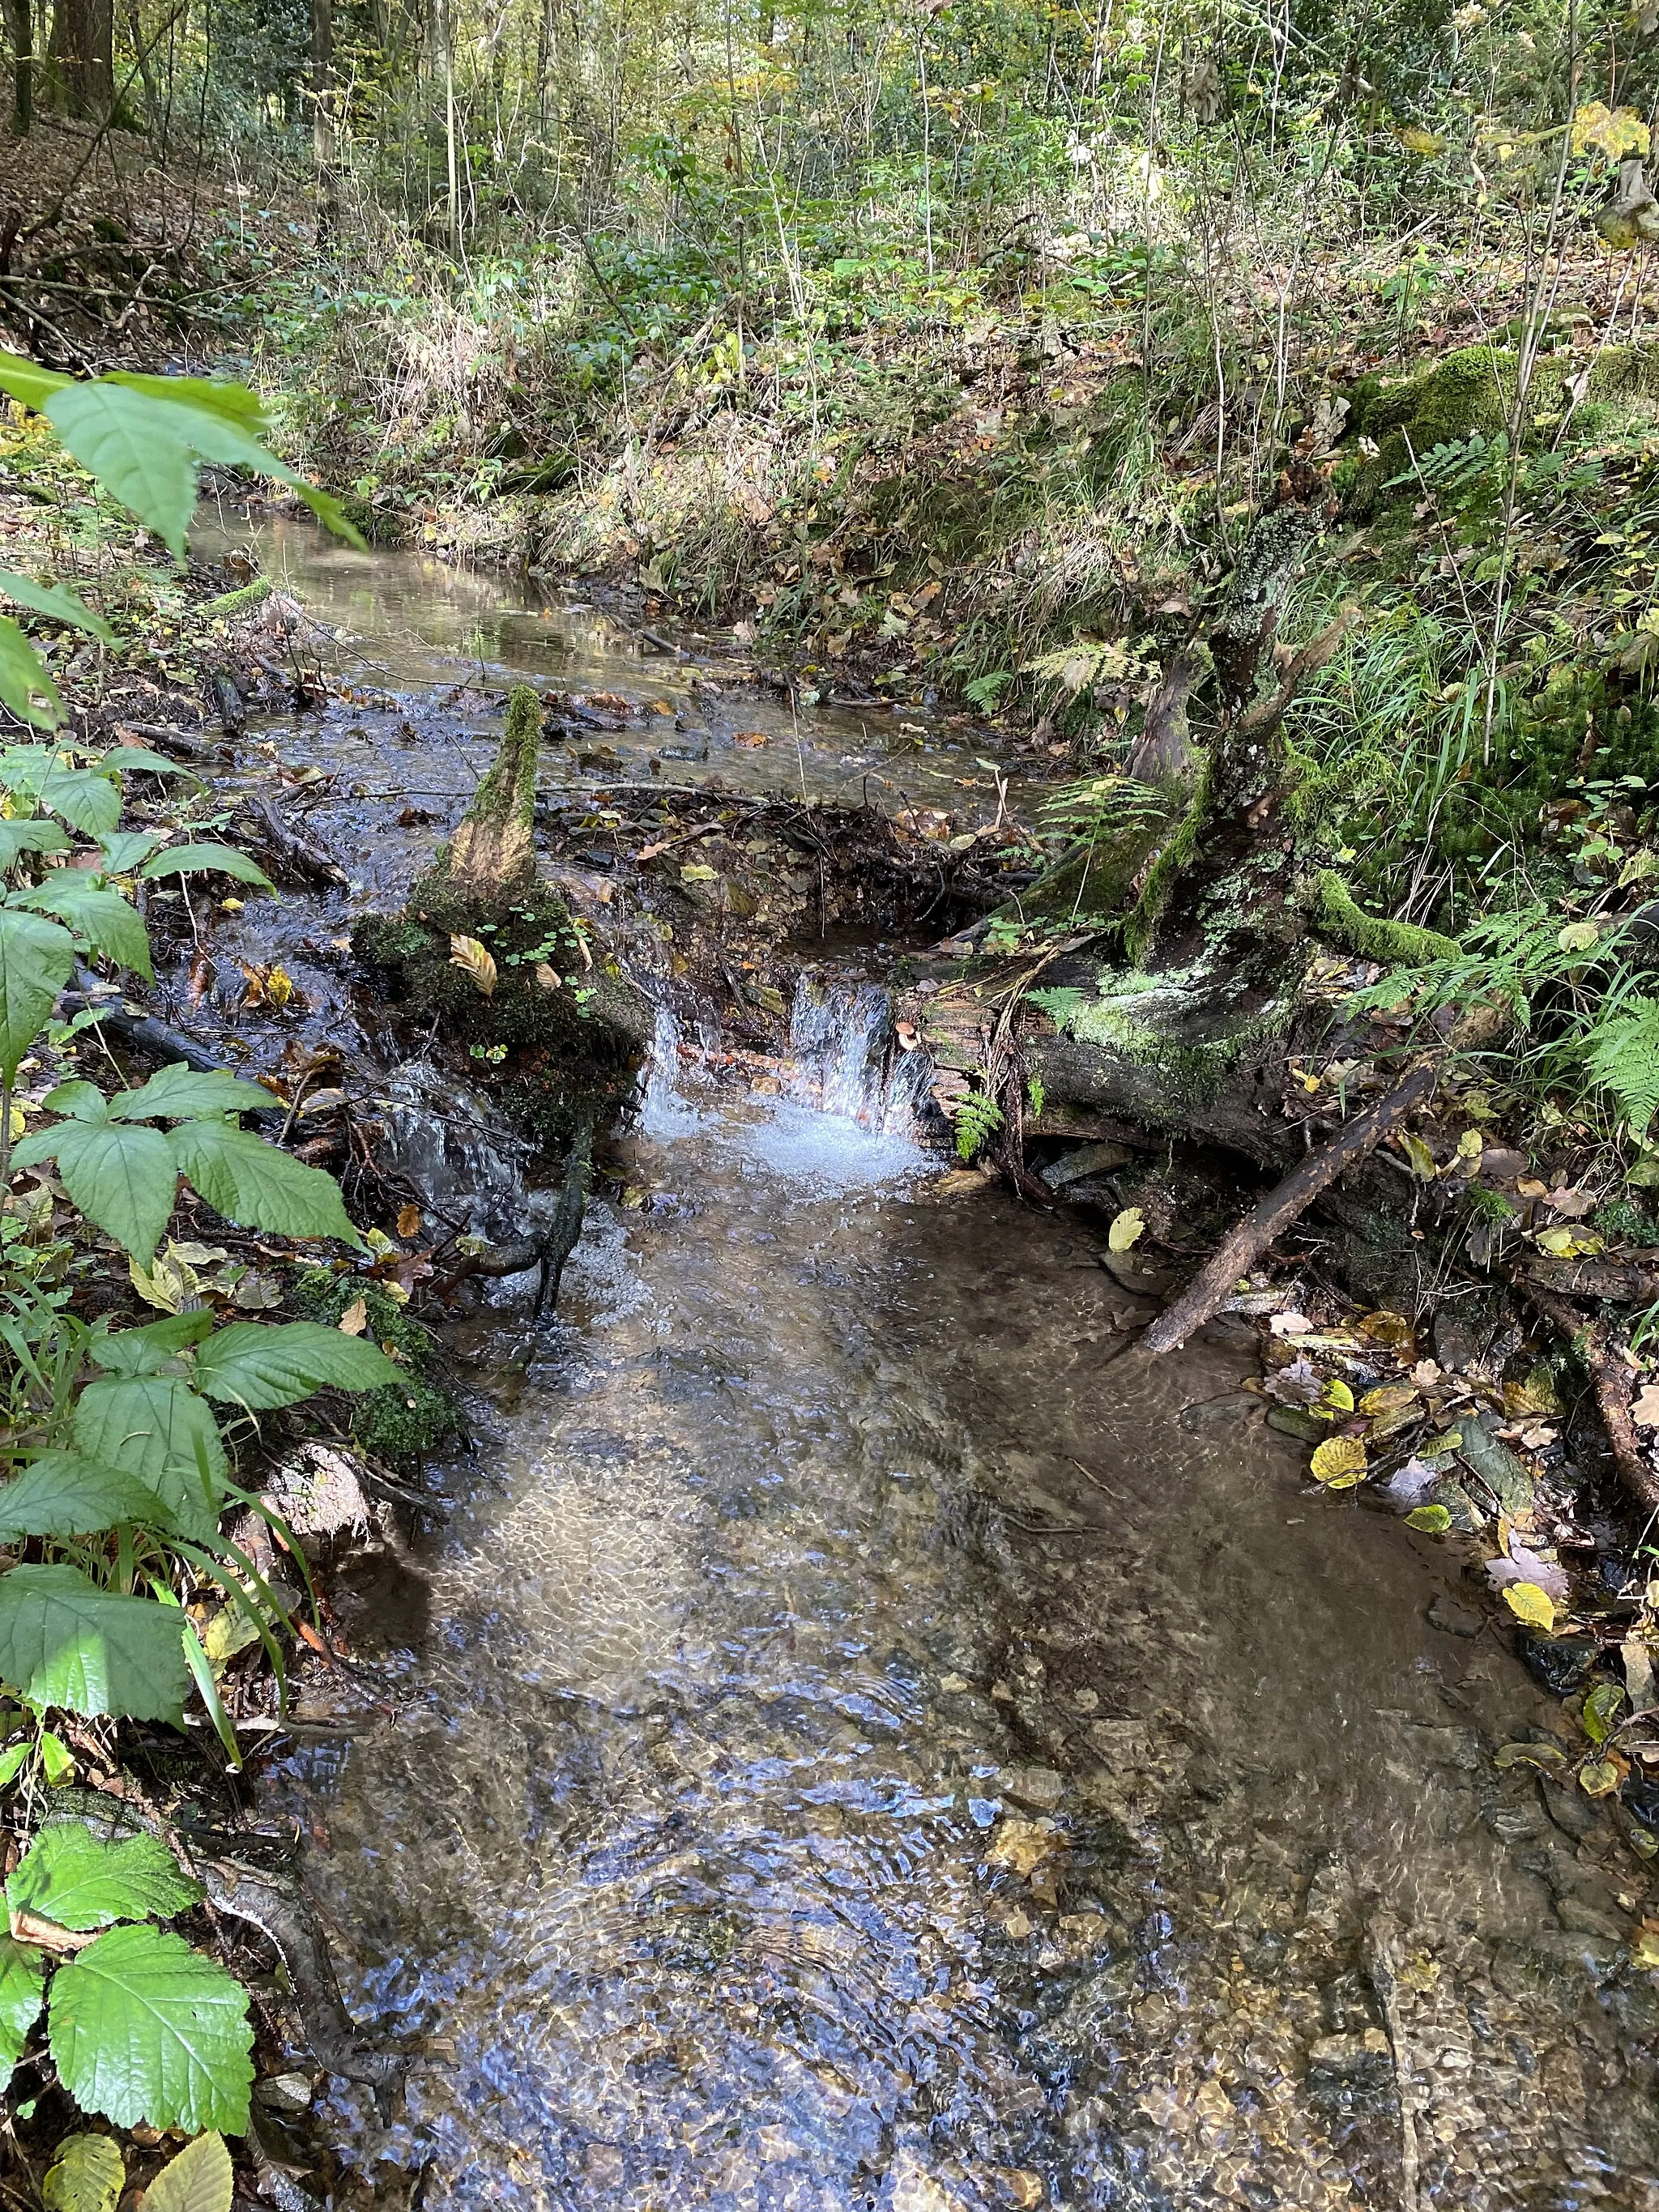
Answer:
[
  {"xmin": 953, "ymin": 1088, "xmax": 1004, "ymax": 1161},
  {"xmin": 1312, "ymin": 872, "xmax": 1458, "ymax": 965},
  {"xmin": 1582, "ymin": 997, "xmax": 1659, "ymax": 1135},
  {"xmin": 41, "ymin": 2133, "xmax": 124, "ymax": 2212},
  {"xmin": 49, "ymin": 1924, "xmax": 251, "ymax": 2133},
  {"xmin": 291, "ymin": 1272, "xmax": 460, "ymax": 1464},
  {"xmin": 6, "ymin": 1825, "xmax": 203, "ymax": 1931},
  {"xmin": 0, "ymin": 1570, "xmax": 192, "ymax": 1723}
]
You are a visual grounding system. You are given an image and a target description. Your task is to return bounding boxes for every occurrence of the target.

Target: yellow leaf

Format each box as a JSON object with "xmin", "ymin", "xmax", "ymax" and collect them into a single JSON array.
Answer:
[
  {"xmin": 1571, "ymin": 100, "xmax": 1651, "ymax": 160},
  {"xmin": 337, "ymin": 1297, "xmax": 368, "ymax": 1337},
  {"xmin": 1454, "ymin": 1127, "xmax": 1484, "ymax": 1162},
  {"xmin": 1322, "ymin": 1377, "xmax": 1356, "ymax": 1413},
  {"xmin": 1359, "ymin": 1309, "xmax": 1414, "ymax": 1346},
  {"xmin": 1394, "ymin": 124, "xmax": 1447, "ymax": 154},
  {"xmin": 1399, "ymin": 1132, "xmax": 1438, "ymax": 1180},
  {"xmin": 1503, "ymin": 1582, "xmax": 1556, "ymax": 1631},
  {"xmin": 264, "ymin": 965, "xmax": 294, "ymax": 1008},
  {"xmin": 1107, "ymin": 1206, "xmax": 1145, "ymax": 1252},
  {"xmin": 396, "ymin": 1204, "xmax": 422, "ymax": 1239},
  {"xmin": 1557, "ymin": 920, "xmax": 1602, "ymax": 953},
  {"xmin": 449, "ymin": 934, "xmax": 497, "ymax": 996},
  {"xmin": 1310, "ymin": 1434, "xmax": 1368, "ymax": 1486},
  {"xmin": 42, "ymin": 2135, "xmax": 125, "ymax": 2212},
  {"xmin": 1359, "ymin": 1383, "xmax": 1420, "ymax": 1416},
  {"xmin": 1631, "ymin": 1928, "xmax": 1659, "ymax": 1971},
  {"xmin": 1580, "ymin": 1756, "xmax": 1621, "ymax": 1797}
]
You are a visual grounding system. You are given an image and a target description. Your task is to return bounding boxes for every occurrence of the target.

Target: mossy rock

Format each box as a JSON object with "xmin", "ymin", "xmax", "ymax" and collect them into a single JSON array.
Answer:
[
  {"xmin": 291, "ymin": 1272, "xmax": 461, "ymax": 1465},
  {"xmin": 1346, "ymin": 346, "xmax": 1517, "ymax": 510}
]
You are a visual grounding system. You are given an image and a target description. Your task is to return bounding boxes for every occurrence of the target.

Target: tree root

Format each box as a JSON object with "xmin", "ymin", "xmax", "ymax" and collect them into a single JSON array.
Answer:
[
  {"xmin": 1139, "ymin": 1060, "xmax": 1440, "ymax": 1357},
  {"xmin": 1520, "ymin": 1285, "xmax": 1659, "ymax": 1513},
  {"xmin": 434, "ymin": 1109, "xmax": 596, "ymax": 1315}
]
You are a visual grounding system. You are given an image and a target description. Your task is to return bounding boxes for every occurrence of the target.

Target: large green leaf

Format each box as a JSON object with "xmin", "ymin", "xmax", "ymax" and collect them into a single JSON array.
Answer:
[
  {"xmin": 17, "ymin": 880, "xmax": 153, "ymax": 981},
  {"xmin": 87, "ymin": 1310, "xmax": 215, "ymax": 1376},
  {"xmin": 143, "ymin": 2131, "xmax": 232, "ymax": 2212},
  {"xmin": 192, "ymin": 1320, "xmax": 401, "ymax": 1409},
  {"xmin": 0, "ymin": 816, "xmax": 71, "ymax": 872},
  {"xmin": 108, "ymin": 1063, "xmax": 275, "ymax": 1122},
  {"xmin": 0, "ymin": 1934, "xmax": 46, "ymax": 2079},
  {"xmin": 97, "ymin": 748, "xmax": 201, "ymax": 786},
  {"xmin": 107, "ymin": 372, "xmax": 271, "ymax": 435},
  {"xmin": 41, "ymin": 2133, "xmax": 125, "ymax": 2212},
  {"xmin": 96, "ymin": 829, "xmax": 162, "ymax": 874},
  {"xmin": 0, "ymin": 1565, "xmax": 190, "ymax": 1721},
  {"xmin": 0, "ymin": 1451, "xmax": 170, "ymax": 1539},
  {"xmin": 8, "ymin": 1825, "xmax": 203, "ymax": 1932},
  {"xmin": 168, "ymin": 1119, "xmax": 360, "ymax": 1246},
  {"xmin": 0, "ymin": 570, "xmax": 114, "ymax": 645},
  {"xmin": 36, "ymin": 766, "xmax": 122, "ymax": 838},
  {"xmin": 47, "ymin": 1923, "xmax": 253, "ymax": 2133},
  {"xmin": 15, "ymin": 1118, "xmax": 177, "ymax": 1259},
  {"xmin": 0, "ymin": 909, "xmax": 78, "ymax": 1080},
  {"xmin": 41, "ymin": 386, "xmax": 201, "ymax": 560},
  {"xmin": 0, "ymin": 350, "xmax": 72, "ymax": 411},
  {"xmin": 0, "ymin": 616, "xmax": 62, "ymax": 731},
  {"xmin": 73, "ymin": 1378, "xmax": 226, "ymax": 1541},
  {"xmin": 140, "ymin": 842, "xmax": 272, "ymax": 889}
]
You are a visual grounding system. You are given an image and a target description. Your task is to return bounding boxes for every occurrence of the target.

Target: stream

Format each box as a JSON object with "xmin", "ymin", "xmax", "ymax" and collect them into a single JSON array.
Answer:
[{"xmin": 189, "ymin": 520, "xmax": 1659, "ymax": 2210}]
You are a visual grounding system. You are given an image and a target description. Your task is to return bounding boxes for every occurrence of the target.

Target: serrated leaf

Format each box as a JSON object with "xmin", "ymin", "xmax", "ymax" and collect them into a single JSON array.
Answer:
[
  {"xmin": 448, "ymin": 933, "xmax": 497, "ymax": 995},
  {"xmin": 1405, "ymin": 1503, "xmax": 1452, "ymax": 1532},
  {"xmin": 98, "ymin": 748, "xmax": 201, "ymax": 786},
  {"xmin": 7, "ymin": 1825, "xmax": 203, "ymax": 1932},
  {"xmin": 0, "ymin": 816, "xmax": 70, "ymax": 871},
  {"xmin": 1583, "ymin": 1681, "xmax": 1626, "ymax": 1744},
  {"xmin": 1580, "ymin": 1756, "xmax": 1621, "ymax": 1796},
  {"xmin": 0, "ymin": 908, "xmax": 78, "ymax": 1080},
  {"xmin": 18, "ymin": 1118, "xmax": 177, "ymax": 1259},
  {"xmin": 42, "ymin": 386, "xmax": 201, "ymax": 559},
  {"xmin": 0, "ymin": 1742, "xmax": 27, "ymax": 1790},
  {"xmin": 144, "ymin": 2129, "xmax": 232, "ymax": 2212},
  {"xmin": 1503, "ymin": 1581, "xmax": 1556, "ymax": 1631},
  {"xmin": 0, "ymin": 1565, "xmax": 190, "ymax": 1721},
  {"xmin": 0, "ymin": 1451, "xmax": 170, "ymax": 1539},
  {"xmin": 106, "ymin": 371, "xmax": 271, "ymax": 435},
  {"xmin": 107, "ymin": 1063, "xmax": 275, "ymax": 1122},
  {"xmin": 1107, "ymin": 1205, "xmax": 1144, "ymax": 1252},
  {"xmin": 0, "ymin": 570, "xmax": 114, "ymax": 645},
  {"xmin": 87, "ymin": 1308, "xmax": 215, "ymax": 1376},
  {"xmin": 73, "ymin": 1377, "xmax": 227, "ymax": 1541},
  {"xmin": 39, "ymin": 1730, "xmax": 75, "ymax": 1787},
  {"xmin": 48, "ymin": 1923, "xmax": 253, "ymax": 2133},
  {"xmin": 1309, "ymin": 1434, "xmax": 1367, "ymax": 1487},
  {"xmin": 41, "ymin": 2133, "xmax": 124, "ymax": 2212},
  {"xmin": 139, "ymin": 843, "xmax": 271, "ymax": 887},
  {"xmin": 168, "ymin": 1119, "xmax": 360, "ymax": 1247},
  {"xmin": 35, "ymin": 767, "xmax": 122, "ymax": 838},
  {"xmin": 191, "ymin": 1320, "xmax": 400, "ymax": 1409},
  {"xmin": 16, "ymin": 880, "xmax": 153, "ymax": 980},
  {"xmin": 0, "ymin": 616, "xmax": 62, "ymax": 731},
  {"xmin": 0, "ymin": 1935, "xmax": 45, "ymax": 2078}
]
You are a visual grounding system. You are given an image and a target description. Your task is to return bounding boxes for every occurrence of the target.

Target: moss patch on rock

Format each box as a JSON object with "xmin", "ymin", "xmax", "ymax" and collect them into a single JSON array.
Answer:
[{"xmin": 291, "ymin": 1272, "xmax": 462, "ymax": 1464}]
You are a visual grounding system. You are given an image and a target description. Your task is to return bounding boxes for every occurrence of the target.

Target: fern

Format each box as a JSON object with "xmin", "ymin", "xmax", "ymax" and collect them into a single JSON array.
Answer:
[
  {"xmin": 1583, "ymin": 997, "xmax": 1659, "ymax": 1134},
  {"xmin": 1026, "ymin": 1074, "xmax": 1046, "ymax": 1121},
  {"xmin": 953, "ymin": 1089, "xmax": 1004, "ymax": 1161},
  {"xmin": 1038, "ymin": 774, "xmax": 1170, "ymax": 846},
  {"xmin": 1021, "ymin": 638, "xmax": 1132, "ymax": 693},
  {"xmin": 1028, "ymin": 986, "xmax": 1087, "ymax": 1032}
]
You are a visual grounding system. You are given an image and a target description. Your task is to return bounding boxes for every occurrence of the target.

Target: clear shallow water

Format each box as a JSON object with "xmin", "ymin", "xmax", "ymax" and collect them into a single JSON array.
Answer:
[{"xmin": 197, "ymin": 533, "xmax": 1659, "ymax": 2210}]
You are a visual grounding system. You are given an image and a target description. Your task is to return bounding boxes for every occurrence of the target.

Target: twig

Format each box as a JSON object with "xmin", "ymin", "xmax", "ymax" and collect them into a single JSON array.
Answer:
[{"xmin": 1140, "ymin": 1060, "xmax": 1440, "ymax": 1357}]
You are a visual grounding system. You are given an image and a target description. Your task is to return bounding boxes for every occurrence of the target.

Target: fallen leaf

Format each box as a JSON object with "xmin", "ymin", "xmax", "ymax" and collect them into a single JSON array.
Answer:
[
  {"xmin": 1494, "ymin": 1738, "xmax": 1567, "ymax": 1769},
  {"xmin": 1583, "ymin": 1681, "xmax": 1627, "ymax": 1743},
  {"xmin": 1632, "ymin": 1385, "xmax": 1659, "ymax": 1428},
  {"xmin": 1269, "ymin": 1311, "xmax": 1313, "ymax": 1336},
  {"xmin": 337, "ymin": 1298, "xmax": 368, "ymax": 1337},
  {"xmin": 1360, "ymin": 1383, "xmax": 1420, "ymax": 1416},
  {"xmin": 1310, "ymin": 1435, "xmax": 1367, "ymax": 1487},
  {"xmin": 733, "ymin": 729, "xmax": 770, "ymax": 748},
  {"xmin": 1321, "ymin": 1377, "xmax": 1356, "ymax": 1414},
  {"xmin": 1503, "ymin": 1582, "xmax": 1557, "ymax": 1631},
  {"xmin": 1405, "ymin": 1504, "xmax": 1452, "ymax": 1532},
  {"xmin": 1399, "ymin": 1132, "xmax": 1439, "ymax": 1180},
  {"xmin": 1361, "ymin": 1310, "xmax": 1414, "ymax": 1347},
  {"xmin": 397, "ymin": 1204, "xmax": 422, "ymax": 1239},
  {"xmin": 1580, "ymin": 1756, "xmax": 1622, "ymax": 1796},
  {"xmin": 1107, "ymin": 1206, "xmax": 1145, "ymax": 1253},
  {"xmin": 450, "ymin": 934, "xmax": 497, "ymax": 995},
  {"xmin": 535, "ymin": 962, "xmax": 562, "ymax": 992}
]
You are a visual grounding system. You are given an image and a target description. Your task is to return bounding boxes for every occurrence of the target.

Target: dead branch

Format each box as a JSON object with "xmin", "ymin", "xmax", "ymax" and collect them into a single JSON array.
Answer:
[
  {"xmin": 1139, "ymin": 1059, "xmax": 1440, "ymax": 1356},
  {"xmin": 1236, "ymin": 605, "xmax": 1361, "ymax": 743},
  {"xmin": 1521, "ymin": 1285, "xmax": 1659, "ymax": 1513}
]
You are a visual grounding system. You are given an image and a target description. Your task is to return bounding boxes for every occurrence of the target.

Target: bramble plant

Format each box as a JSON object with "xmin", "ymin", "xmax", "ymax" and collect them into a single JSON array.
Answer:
[{"xmin": 0, "ymin": 353, "xmax": 385, "ymax": 2140}]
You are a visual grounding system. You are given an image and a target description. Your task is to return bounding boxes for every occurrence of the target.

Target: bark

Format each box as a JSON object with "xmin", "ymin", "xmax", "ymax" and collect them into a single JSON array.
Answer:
[
  {"xmin": 46, "ymin": 0, "xmax": 113, "ymax": 116},
  {"xmin": 1523, "ymin": 1287, "xmax": 1659, "ymax": 1514},
  {"xmin": 6, "ymin": 0, "xmax": 32, "ymax": 131}
]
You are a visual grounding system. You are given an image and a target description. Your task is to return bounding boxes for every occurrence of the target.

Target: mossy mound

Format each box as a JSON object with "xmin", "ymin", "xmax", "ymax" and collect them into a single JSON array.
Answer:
[{"xmin": 291, "ymin": 1272, "xmax": 462, "ymax": 1464}]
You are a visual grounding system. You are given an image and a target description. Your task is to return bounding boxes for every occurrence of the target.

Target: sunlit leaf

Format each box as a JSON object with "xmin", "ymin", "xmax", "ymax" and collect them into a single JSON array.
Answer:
[
  {"xmin": 6, "ymin": 1823, "xmax": 203, "ymax": 1931},
  {"xmin": 1107, "ymin": 1205, "xmax": 1144, "ymax": 1252},
  {"xmin": 0, "ymin": 1566, "xmax": 190, "ymax": 1721},
  {"xmin": 48, "ymin": 1924, "xmax": 253, "ymax": 2133},
  {"xmin": 1310, "ymin": 1435, "xmax": 1367, "ymax": 1486},
  {"xmin": 0, "ymin": 570, "xmax": 114, "ymax": 645},
  {"xmin": 1503, "ymin": 1581, "xmax": 1557, "ymax": 1631},
  {"xmin": 449, "ymin": 933, "xmax": 497, "ymax": 995},
  {"xmin": 143, "ymin": 2129, "xmax": 233, "ymax": 2212}
]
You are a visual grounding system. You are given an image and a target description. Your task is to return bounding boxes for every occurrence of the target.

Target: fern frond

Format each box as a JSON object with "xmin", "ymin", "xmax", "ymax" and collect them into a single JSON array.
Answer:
[
  {"xmin": 953, "ymin": 1089, "xmax": 1004, "ymax": 1162},
  {"xmin": 1021, "ymin": 639, "xmax": 1131, "ymax": 693},
  {"xmin": 1584, "ymin": 996, "xmax": 1659, "ymax": 1133}
]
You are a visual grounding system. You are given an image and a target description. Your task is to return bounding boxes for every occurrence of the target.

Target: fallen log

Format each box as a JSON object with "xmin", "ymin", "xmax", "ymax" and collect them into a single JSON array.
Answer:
[
  {"xmin": 246, "ymin": 793, "xmax": 348, "ymax": 888},
  {"xmin": 1140, "ymin": 1060, "xmax": 1440, "ymax": 1356},
  {"xmin": 1521, "ymin": 1285, "xmax": 1659, "ymax": 1514}
]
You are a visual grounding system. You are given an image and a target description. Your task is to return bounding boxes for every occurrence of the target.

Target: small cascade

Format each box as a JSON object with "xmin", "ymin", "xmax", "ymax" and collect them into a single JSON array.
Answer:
[
  {"xmin": 788, "ymin": 974, "xmax": 935, "ymax": 1141},
  {"xmin": 638, "ymin": 998, "xmax": 705, "ymax": 1137}
]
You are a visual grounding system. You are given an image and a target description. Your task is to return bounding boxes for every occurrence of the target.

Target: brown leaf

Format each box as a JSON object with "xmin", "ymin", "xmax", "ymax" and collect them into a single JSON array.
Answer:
[
  {"xmin": 396, "ymin": 1204, "xmax": 422, "ymax": 1239},
  {"xmin": 337, "ymin": 1298, "xmax": 368, "ymax": 1337},
  {"xmin": 449, "ymin": 934, "xmax": 498, "ymax": 996}
]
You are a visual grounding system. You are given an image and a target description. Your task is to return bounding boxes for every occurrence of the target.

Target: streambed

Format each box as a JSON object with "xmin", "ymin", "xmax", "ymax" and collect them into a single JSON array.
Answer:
[{"xmin": 190, "ymin": 524, "xmax": 1659, "ymax": 2210}]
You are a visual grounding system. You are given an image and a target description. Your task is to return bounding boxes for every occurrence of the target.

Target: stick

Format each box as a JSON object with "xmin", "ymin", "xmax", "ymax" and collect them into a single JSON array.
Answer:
[
  {"xmin": 1140, "ymin": 1060, "xmax": 1439, "ymax": 1357},
  {"xmin": 1522, "ymin": 1286, "xmax": 1659, "ymax": 1511}
]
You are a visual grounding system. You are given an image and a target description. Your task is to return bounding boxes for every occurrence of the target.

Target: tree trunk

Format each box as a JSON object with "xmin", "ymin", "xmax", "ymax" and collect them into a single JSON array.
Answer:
[
  {"xmin": 5, "ymin": 0, "xmax": 32, "ymax": 131},
  {"xmin": 47, "ymin": 0, "xmax": 113, "ymax": 117},
  {"xmin": 310, "ymin": 0, "xmax": 339, "ymax": 235}
]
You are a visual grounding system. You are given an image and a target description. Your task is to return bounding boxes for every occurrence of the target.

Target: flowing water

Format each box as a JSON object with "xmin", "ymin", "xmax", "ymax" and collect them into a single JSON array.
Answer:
[{"xmin": 189, "ymin": 523, "xmax": 1659, "ymax": 2210}]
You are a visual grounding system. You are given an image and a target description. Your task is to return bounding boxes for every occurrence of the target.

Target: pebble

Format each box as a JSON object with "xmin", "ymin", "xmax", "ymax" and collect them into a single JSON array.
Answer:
[{"xmin": 255, "ymin": 2071, "xmax": 314, "ymax": 2112}]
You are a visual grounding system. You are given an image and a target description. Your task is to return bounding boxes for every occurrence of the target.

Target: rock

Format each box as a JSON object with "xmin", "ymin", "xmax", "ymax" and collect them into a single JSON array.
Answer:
[
  {"xmin": 1556, "ymin": 1895, "xmax": 1627, "ymax": 1940},
  {"xmin": 1428, "ymin": 1593, "xmax": 1482, "ymax": 1638},
  {"xmin": 1039, "ymin": 1140, "xmax": 1132, "ymax": 1190},
  {"xmin": 255, "ymin": 2071, "xmax": 314, "ymax": 2112},
  {"xmin": 998, "ymin": 1764, "xmax": 1064, "ymax": 1811},
  {"xmin": 1305, "ymin": 2028, "xmax": 1391, "ymax": 2080},
  {"xmin": 261, "ymin": 1443, "xmax": 372, "ymax": 1540},
  {"xmin": 985, "ymin": 1817, "xmax": 1067, "ymax": 1877}
]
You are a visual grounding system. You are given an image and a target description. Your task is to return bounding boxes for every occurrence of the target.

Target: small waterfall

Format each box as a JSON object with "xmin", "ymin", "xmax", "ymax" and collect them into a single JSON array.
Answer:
[
  {"xmin": 639, "ymin": 999, "xmax": 705, "ymax": 1137},
  {"xmin": 788, "ymin": 974, "xmax": 934, "ymax": 1141}
]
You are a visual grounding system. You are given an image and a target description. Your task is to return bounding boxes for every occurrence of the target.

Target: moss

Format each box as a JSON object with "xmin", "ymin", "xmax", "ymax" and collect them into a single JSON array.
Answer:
[
  {"xmin": 290, "ymin": 1272, "xmax": 462, "ymax": 1465},
  {"xmin": 1347, "ymin": 346, "xmax": 1516, "ymax": 511},
  {"xmin": 1312, "ymin": 871, "xmax": 1457, "ymax": 964},
  {"xmin": 1060, "ymin": 962, "xmax": 1290, "ymax": 1109},
  {"xmin": 1123, "ymin": 751, "xmax": 1212, "ymax": 961},
  {"xmin": 442, "ymin": 682, "xmax": 542, "ymax": 897},
  {"xmin": 198, "ymin": 575, "xmax": 273, "ymax": 620}
]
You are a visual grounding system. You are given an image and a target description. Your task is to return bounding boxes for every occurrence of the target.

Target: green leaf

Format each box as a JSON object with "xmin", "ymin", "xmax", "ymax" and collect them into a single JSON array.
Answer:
[
  {"xmin": 41, "ymin": 2133, "xmax": 125, "ymax": 2212},
  {"xmin": 1584, "ymin": 1680, "xmax": 1627, "ymax": 1743},
  {"xmin": 106, "ymin": 372, "xmax": 271, "ymax": 436},
  {"xmin": 0, "ymin": 1742, "xmax": 28, "ymax": 1789},
  {"xmin": 96, "ymin": 829, "xmax": 161, "ymax": 874},
  {"xmin": 0, "ymin": 816, "xmax": 71, "ymax": 871},
  {"xmin": 168, "ymin": 1119, "xmax": 360, "ymax": 1246},
  {"xmin": 16, "ymin": 880, "xmax": 153, "ymax": 981},
  {"xmin": 87, "ymin": 1308, "xmax": 215, "ymax": 1375},
  {"xmin": 108, "ymin": 1063, "xmax": 275, "ymax": 1122},
  {"xmin": 0, "ymin": 1935, "xmax": 46, "ymax": 2080},
  {"xmin": 8, "ymin": 1826, "xmax": 202, "ymax": 1933},
  {"xmin": 0, "ymin": 571, "xmax": 114, "ymax": 645},
  {"xmin": 37, "ymin": 1078, "xmax": 109, "ymax": 1119},
  {"xmin": 0, "ymin": 1565, "xmax": 190, "ymax": 1721},
  {"xmin": 0, "ymin": 350, "xmax": 72, "ymax": 411},
  {"xmin": 0, "ymin": 1451, "xmax": 171, "ymax": 1539},
  {"xmin": 192, "ymin": 1320, "xmax": 400, "ymax": 1409},
  {"xmin": 0, "ymin": 909, "xmax": 78, "ymax": 1080},
  {"xmin": 42, "ymin": 386, "xmax": 201, "ymax": 560},
  {"xmin": 19, "ymin": 1118, "xmax": 177, "ymax": 1259},
  {"xmin": 0, "ymin": 616, "xmax": 62, "ymax": 731},
  {"xmin": 47, "ymin": 1923, "xmax": 253, "ymax": 2133},
  {"xmin": 1405, "ymin": 1503, "xmax": 1452, "ymax": 1532},
  {"xmin": 73, "ymin": 1378, "xmax": 226, "ymax": 1541},
  {"xmin": 140, "ymin": 843, "xmax": 272, "ymax": 889},
  {"xmin": 143, "ymin": 2129, "xmax": 232, "ymax": 2212},
  {"xmin": 38, "ymin": 1731, "xmax": 75, "ymax": 1786},
  {"xmin": 97, "ymin": 748, "xmax": 201, "ymax": 786},
  {"xmin": 36, "ymin": 766, "xmax": 122, "ymax": 838}
]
